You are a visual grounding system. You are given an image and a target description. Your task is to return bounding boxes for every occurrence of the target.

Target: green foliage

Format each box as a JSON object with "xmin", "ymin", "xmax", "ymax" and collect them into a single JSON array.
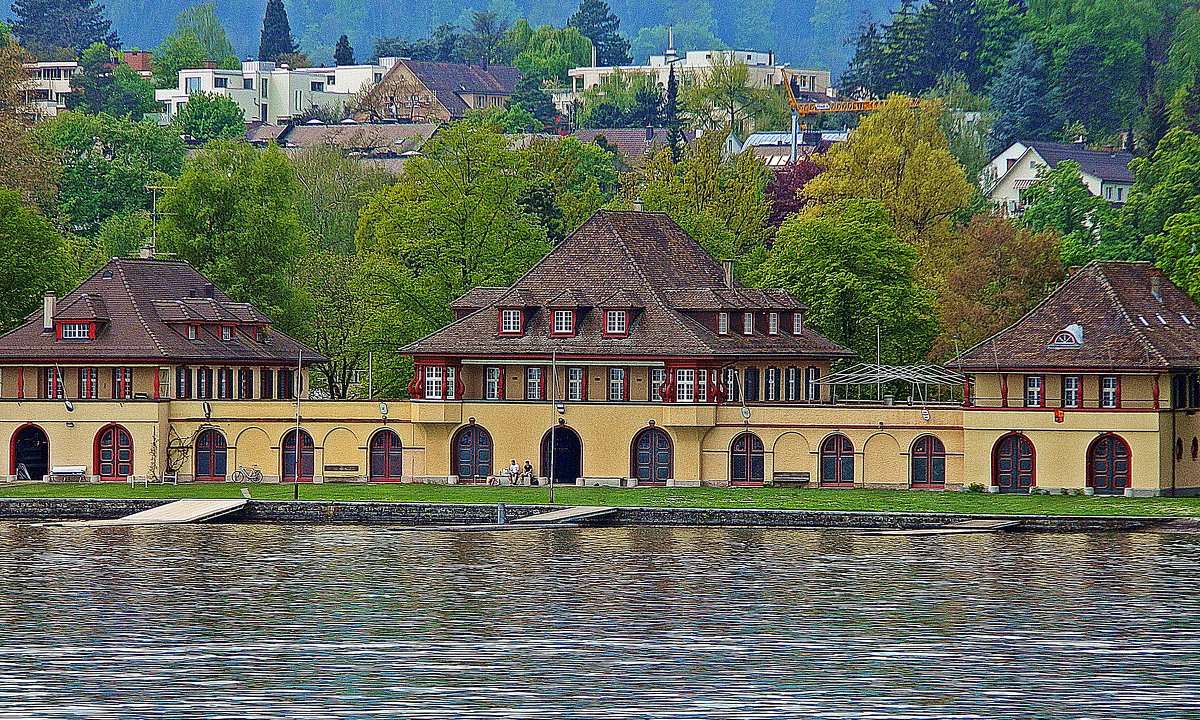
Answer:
[
  {"xmin": 294, "ymin": 250, "xmax": 374, "ymax": 398},
  {"xmin": 987, "ymin": 37, "xmax": 1061, "ymax": 152},
  {"xmin": 507, "ymin": 20, "xmax": 592, "ymax": 84},
  {"xmin": 11, "ymin": 0, "xmax": 118, "ymax": 58},
  {"xmin": 576, "ymin": 70, "xmax": 662, "ymax": 128},
  {"xmin": 0, "ymin": 31, "xmax": 57, "ymax": 204},
  {"xmin": 0, "ymin": 189, "xmax": 70, "ymax": 331},
  {"xmin": 923, "ymin": 71, "xmax": 992, "ymax": 182},
  {"xmin": 624, "ymin": 132, "xmax": 771, "ymax": 267},
  {"xmin": 461, "ymin": 11, "xmax": 511, "ymax": 66},
  {"xmin": 684, "ymin": 53, "xmax": 789, "ymax": 133},
  {"xmin": 153, "ymin": 2, "xmax": 239, "ymax": 84},
  {"xmin": 35, "ymin": 111, "xmax": 185, "ymax": 236},
  {"xmin": 95, "ymin": 208, "xmax": 152, "ymax": 259},
  {"xmin": 333, "ymin": 34, "xmax": 354, "ymax": 65},
  {"xmin": 66, "ymin": 43, "xmax": 157, "ymax": 119},
  {"xmin": 1146, "ymin": 206, "xmax": 1200, "ymax": 298},
  {"xmin": 161, "ymin": 141, "xmax": 307, "ymax": 332},
  {"xmin": 293, "ymin": 146, "xmax": 392, "ymax": 255},
  {"xmin": 173, "ymin": 91, "xmax": 245, "ymax": 143},
  {"xmin": 1125, "ymin": 128, "xmax": 1200, "ymax": 239},
  {"xmin": 519, "ymin": 136, "xmax": 617, "ymax": 233},
  {"xmin": 753, "ymin": 199, "xmax": 939, "ymax": 363},
  {"xmin": 567, "ymin": 0, "xmax": 630, "ymax": 66},
  {"xmin": 258, "ymin": 0, "xmax": 299, "ymax": 62},
  {"xmin": 507, "ymin": 74, "xmax": 559, "ymax": 128},
  {"xmin": 629, "ymin": 23, "xmax": 724, "ymax": 65},
  {"xmin": 1019, "ymin": 160, "xmax": 1141, "ymax": 265}
]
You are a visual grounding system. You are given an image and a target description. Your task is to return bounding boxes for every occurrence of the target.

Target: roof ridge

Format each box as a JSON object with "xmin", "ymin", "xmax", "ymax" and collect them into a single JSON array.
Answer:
[
  {"xmin": 1095, "ymin": 264, "xmax": 1168, "ymax": 367},
  {"xmin": 114, "ymin": 259, "xmax": 170, "ymax": 359}
]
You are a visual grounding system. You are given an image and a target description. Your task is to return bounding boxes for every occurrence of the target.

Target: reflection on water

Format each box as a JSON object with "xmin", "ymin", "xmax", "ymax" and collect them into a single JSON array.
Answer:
[{"xmin": 0, "ymin": 523, "xmax": 1198, "ymax": 719}]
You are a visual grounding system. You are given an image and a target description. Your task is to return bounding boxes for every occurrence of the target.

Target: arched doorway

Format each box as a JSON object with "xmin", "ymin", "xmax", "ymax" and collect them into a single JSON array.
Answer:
[
  {"xmin": 452, "ymin": 425, "xmax": 493, "ymax": 483},
  {"xmin": 820, "ymin": 434, "xmax": 854, "ymax": 487},
  {"xmin": 993, "ymin": 433, "xmax": 1035, "ymax": 493},
  {"xmin": 369, "ymin": 429, "xmax": 404, "ymax": 482},
  {"xmin": 95, "ymin": 424, "xmax": 133, "ymax": 481},
  {"xmin": 631, "ymin": 427, "xmax": 672, "ymax": 485},
  {"xmin": 194, "ymin": 428, "xmax": 228, "ymax": 482},
  {"xmin": 11, "ymin": 424, "xmax": 48, "ymax": 481},
  {"xmin": 282, "ymin": 428, "xmax": 315, "ymax": 482},
  {"xmin": 910, "ymin": 435, "xmax": 947, "ymax": 489},
  {"xmin": 541, "ymin": 425, "xmax": 582, "ymax": 484},
  {"xmin": 1088, "ymin": 433, "xmax": 1131, "ymax": 496},
  {"xmin": 730, "ymin": 432, "xmax": 764, "ymax": 486}
]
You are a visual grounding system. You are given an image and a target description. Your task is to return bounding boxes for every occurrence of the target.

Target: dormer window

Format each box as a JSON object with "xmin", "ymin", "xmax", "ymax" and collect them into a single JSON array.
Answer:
[
  {"xmin": 793, "ymin": 313, "xmax": 803, "ymax": 335},
  {"xmin": 59, "ymin": 322, "xmax": 91, "ymax": 340},
  {"xmin": 743, "ymin": 312, "xmax": 754, "ymax": 335},
  {"xmin": 499, "ymin": 308, "xmax": 523, "ymax": 335},
  {"xmin": 768, "ymin": 312, "xmax": 779, "ymax": 335},
  {"xmin": 552, "ymin": 309, "xmax": 576, "ymax": 336},
  {"xmin": 188, "ymin": 325, "xmax": 198, "ymax": 341},
  {"xmin": 221, "ymin": 326, "xmax": 233, "ymax": 341},
  {"xmin": 605, "ymin": 310, "xmax": 628, "ymax": 336},
  {"xmin": 1048, "ymin": 323, "xmax": 1083, "ymax": 349},
  {"xmin": 718, "ymin": 312, "xmax": 729, "ymax": 335}
]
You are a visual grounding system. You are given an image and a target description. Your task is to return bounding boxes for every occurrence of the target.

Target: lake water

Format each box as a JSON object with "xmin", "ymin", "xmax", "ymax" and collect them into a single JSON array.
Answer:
[{"xmin": 1, "ymin": 523, "xmax": 1198, "ymax": 719}]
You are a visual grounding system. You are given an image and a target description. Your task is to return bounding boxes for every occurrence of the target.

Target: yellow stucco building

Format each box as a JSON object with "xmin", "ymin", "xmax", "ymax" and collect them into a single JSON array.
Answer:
[{"xmin": 1, "ymin": 211, "xmax": 1198, "ymax": 497}]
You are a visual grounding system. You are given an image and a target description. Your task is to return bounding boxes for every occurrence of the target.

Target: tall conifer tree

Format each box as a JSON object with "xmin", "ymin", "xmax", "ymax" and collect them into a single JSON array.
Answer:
[
  {"xmin": 333, "ymin": 34, "xmax": 354, "ymax": 65},
  {"xmin": 11, "ymin": 0, "xmax": 119, "ymax": 58},
  {"xmin": 258, "ymin": 0, "xmax": 298, "ymax": 62},
  {"xmin": 567, "ymin": 0, "xmax": 631, "ymax": 66}
]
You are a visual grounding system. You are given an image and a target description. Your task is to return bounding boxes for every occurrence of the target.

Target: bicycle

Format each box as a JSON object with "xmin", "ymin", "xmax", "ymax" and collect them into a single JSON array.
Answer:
[{"xmin": 230, "ymin": 464, "xmax": 263, "ymax": 484}]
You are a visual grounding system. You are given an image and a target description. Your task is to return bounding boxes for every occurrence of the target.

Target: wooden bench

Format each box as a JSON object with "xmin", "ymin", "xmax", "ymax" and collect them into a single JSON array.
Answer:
[{"xmin": 769, "ymin": 471, "xmax": 811, "ymax": 487}]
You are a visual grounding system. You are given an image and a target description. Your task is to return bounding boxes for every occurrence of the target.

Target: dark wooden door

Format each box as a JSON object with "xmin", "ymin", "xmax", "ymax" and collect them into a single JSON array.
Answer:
[
  {"xmin": 282, "ymin": 430, "xmax": 315, "ymax": 482},
  {"xmin": 370, "ymin": 430, "xmax": 404, "ymax": 481},
  {"xmin": 97, "ymin": 425, "xmax": 133, "ymax": 480},
  {"xmin": 993, "ymin": 434, "xmax": 1035, "ymax": 493},
  {"xmin": 820, "ymin": 434, "xmax": 854, "ymax": 487},
  {"xmin": 730, "ymin": 433, "xmax": 764, "ymax": 485},
  {"xmin": 1088, "ymin": 435, "xmax": 1130, "ymax": 495},
  {"xmin": 633, "ymin": 428, "xmax": 672, "ymax": 485},
  {"xmin": 194, "ymin": 429, "xmax": 227, "ymax": 481},
  {"xmin": 454, "ymin": 426, "xmax": 492, "ymax": 481}
]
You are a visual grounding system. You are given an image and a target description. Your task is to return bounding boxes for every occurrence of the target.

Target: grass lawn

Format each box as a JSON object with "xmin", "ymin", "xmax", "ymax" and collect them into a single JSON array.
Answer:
[{"xmin": 0, "ymin": 482, "xmax": 1198, "ymax": 517}]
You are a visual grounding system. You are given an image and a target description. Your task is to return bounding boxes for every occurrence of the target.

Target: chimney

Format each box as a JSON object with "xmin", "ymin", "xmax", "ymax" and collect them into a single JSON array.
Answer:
[
  {"xmin": 203, "ymin": 282, "xmax": 216, "ymax": 299},
  {"xmin": 42, "ymin": 292, "xmax": 55, "ymax": 331},
  {"xmin": 722, "ymin": 259, "xmax": 734, "ymax": 288},
  {"xmin": 1067, "ymin": 265, "xmax": 1082, "ymax": 276},
  {"xmin": 1150, "ymin": 266, "xmax": 1164, "ymax": 301},
  {"xmin": 633, "ymin": 196, "xmax": 643, "ymax": 212}
]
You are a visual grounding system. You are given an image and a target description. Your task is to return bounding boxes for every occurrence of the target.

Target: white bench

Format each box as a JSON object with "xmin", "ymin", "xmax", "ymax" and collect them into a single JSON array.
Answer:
[{"xmin": 48, "ymin": 466, "xmax": 88, "ymax": 483}]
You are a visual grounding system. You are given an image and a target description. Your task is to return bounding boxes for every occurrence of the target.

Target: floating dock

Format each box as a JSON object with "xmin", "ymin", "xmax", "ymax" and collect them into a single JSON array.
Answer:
[
  {"xmin": 510, "ymin": 506, "xmax": 617, "ymax": 524},
  {"xmin": 855, "ymin": 519, "xmax": 1022, "ymax": 536},
  {"xmin": 47, "ymin": 499, "xmax": 247, "ymax": 527}
]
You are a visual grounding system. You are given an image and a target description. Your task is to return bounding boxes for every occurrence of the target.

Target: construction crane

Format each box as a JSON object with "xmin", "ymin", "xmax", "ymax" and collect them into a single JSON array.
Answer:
[{"xmin": 779, "ymin": 71, "xmax": 921, "ymax": 160}]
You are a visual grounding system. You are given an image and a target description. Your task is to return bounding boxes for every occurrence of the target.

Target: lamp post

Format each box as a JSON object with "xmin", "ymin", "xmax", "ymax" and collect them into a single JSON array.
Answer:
[
  {"xmin": 294, "ymin": 349, "xmax": 302, "ymax": 501},
  {"xmin": 547, "ymin": 351, "xmax": 557, "ymax": 506}
]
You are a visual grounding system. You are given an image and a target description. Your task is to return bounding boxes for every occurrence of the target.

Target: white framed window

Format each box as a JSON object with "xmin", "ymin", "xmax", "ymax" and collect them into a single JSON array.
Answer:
[
  {"xmin": 423, "ymin": 366, "xmax": 444, "ymax": 399},
  {"xmin": 785, "ymin": 367, "xmax": 799, "ymax": 401},
  {"xmin": 1025, "ymin": 375, "xmax": 1043, "ymax": 407},
  {"xmin": 553, "ymin": 309, "xmax": 575, "ymax": 335},
  {"xmin": 485, "ymin": 367, "xmax": 502, "ymax": 400},
  {"xmin": 608, "ymin": 367, "xmax": 626, "ymax": 401},
  {"xmin": 651, "ymin": 367, "xmax": 666, "ymax": 400},
  {"xmin": 743, "ymin": 312, "xmax": 754, "ymax": 335},
  {"xmin": 718, "ymin": 312, "xmax": 729, "ymax": 335},
  {"xmin": 44, "ymin": 367, "xmax": 64, "ymax": 399},
  {"xmin": 605, "ymin": 310, "xmax": 627, "ymax": 335},
  {"xmin": 188, "ymin": 325, "xmax": 198, "ymax": 340},
  {"xmin": 60, "ymin": 323, "xmax": 89, "ymax": 340},
  {"xmin": 221, "ymin": 326, "xmax": 233, "ymax": 341},
  {"xmin": 793, "ymin": 313, "xmax": 803, "ymax": 335},
  {"xmin": 1062, "ymin": 376, "xmax": 1080, "ymax": 408},
  {"xmin": 80, "ymin": 367, "xmax": 98, "ymax": 399},
  {"xmin": 526, "ymin": 367, "xmax": 543, "ymax": 400},
  {"xmin": 500, "ymin": 309, "xmax": 523, "ymax": 334},
  {"xmin": 768, "ymin": 312, "xmax": 779, "ymax": 335},
  {"xmin": 567, "ymin": 367, "xmax": 585, "ymax": 401},
  {"xmin": 1101, "ymin": 376, "xmax": 1119, "ymax": 408},
  {"xmin": 676, "ymin": 368, "xmax": 695, "ymax": 402},
  {"xmin": 765, "ymin": 367, "xmax": 779, "ymax": 401},
  {"xmin": 804, "ymin": 366, "xmax": 820, "ymax": 401},
  {"xmin": 445, "ymin": 366, "xmax": 456, "ymax": 400},
  {"xmin": 697, "ymin": 369, "xmax": 708, "ymax": 402},
  {"xmin": 113, "ymin": 367, "xmax": 134, "ymax": 399},
  {"xmin": 724, "ymin": 368, "xmax": 740, "ymax": 402}
]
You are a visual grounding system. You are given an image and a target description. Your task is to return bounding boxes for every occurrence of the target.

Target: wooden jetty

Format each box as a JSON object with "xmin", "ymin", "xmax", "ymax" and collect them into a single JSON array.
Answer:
[
  {"xmin": 855, "ymin": 519, "xmax": 1022, "ymax": 536},
  {"xmin": 47, "ymin": 499, "xmax": 247, "ymax": 527}
]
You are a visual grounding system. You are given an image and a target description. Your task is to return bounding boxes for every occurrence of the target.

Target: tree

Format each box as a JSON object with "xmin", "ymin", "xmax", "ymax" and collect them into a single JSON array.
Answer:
[
  {"xmin": 876, "ymin": 0, "xmax": 930, "ymax": 95},
  {"xmin": 35, "ymin": 112, "xmax": 185, "ymax": 236},
  {"xmin": 508, "ymin": 74, "xmax": 557, "ymax": 129},
  {"xmin": 936, "ymin": 215, "xmax": 1063, "ymax": 357},
  {"xmin": 841, "ymin": 22, "xmax": 885, "ymax": 97},
  {"xmin": 925, "ymin": 71, "xmax": 992, "ymax": 183},
  {"xmin": 765, "ymin": 159, "xmax": 823, "ymax": 227},
  {"xmin": 1019, "ymin": 160, "xmax": 1139, "ymax": 265},
  {"xmin": 293, "ymin": 145, "xmax": 391, "ymax": 255},
  {"xmin": 66, "ymin": 43, "xmax": 156, "ymax": 119},
  {"xmin": 752, "ymin": 199, "xmax": 939, "ymax": 364},
  {"xmin": 664, "ymin": 62, "xmax": 682, "ymax": 162},
  {"xmin": 685, "ymin": 54, "xmax": 783, "ymax": 134},
  {"xmin": 1124, "ymin": 127, "xmax": 1200, "ymax": 239},
  {"xmin": 0, "ymin": 31, "xmax": 56, "ymax": 204},
  {"xmin": 333, "ymin": 34, "xmax": 354, "ymax": 65},
  {"xmin": 161, "ymin": 141, "xmax": 307, "ymax": 332},
  {"xmin": 461, "ymin": 11, "xmax": 510, "ymax": 67},
  {"xmin": 258, "ymin": 0, "xmax": 298, "ymax": 62},
  {"xmin": 0, "ymin": 189, "xmax": 69, "ymax": 331},
  {"xmin": 507, "ymin": 21, "xmax": 592, "ymax": 85},
  {"xmin": 519, "ymin": 135, "xmax": 617, "ymax": 233},
  {"xmin": 627, "ymin": 84, "xmax": 662, "ymax": 127},
  {"xmin": 988, "ymin": 37, "xmax": 1061, "ymax": 152},
  {"xmin": 1056, "ymin": 39, "xmax": 1120, "ymax": 138},
  {"xmin": 803, "ymin": 97, "xmax": 972, "ymax": 259},
  {"xmin": 567, "ymin": 0, "xmax": 630, "ymax": 66},
  {"xmin": 918, "ymin": 0, "xmax": 986, "ymax": 91},
  {"xmin": 153, "ymin": 3, "xmax": 239, "ymax": 84},
  {"xmin": 11, "ymin": 0, "xmax": 118, "ymax": 58},
  {"xmin": 295, "ymin": 251, "xmax": 373, "ymax": 398},
  {"xmin": 172, "ymin": 90, "xmax": 245, "ymax": 142},
  {"xmin": 1146, "ymin": 206, "xmax": 1200, "ymax": 299}
]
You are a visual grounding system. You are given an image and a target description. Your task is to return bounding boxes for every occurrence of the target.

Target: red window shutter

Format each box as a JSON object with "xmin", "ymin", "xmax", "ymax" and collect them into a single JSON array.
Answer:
[{"xmin": 1115, "ymin": 376, "xmax": 1122, "ymax": 408}]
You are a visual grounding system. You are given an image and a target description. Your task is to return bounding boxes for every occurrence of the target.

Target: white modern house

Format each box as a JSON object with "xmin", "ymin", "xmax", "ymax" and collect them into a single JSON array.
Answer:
[
  {"xmin": 984, "ymin": 140, "xmax": 1135, "ymax": 216},
  {"xmin": 155, "ymin": 59, "xmax": 394, "ymax": 125},
  {"xmin": 22, "ymin": 61, "xmax": 79, "ymax": 119}
]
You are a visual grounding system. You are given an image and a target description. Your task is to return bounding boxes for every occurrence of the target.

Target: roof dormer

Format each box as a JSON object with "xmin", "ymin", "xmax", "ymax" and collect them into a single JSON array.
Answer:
[{"xmin": 1047, "ymin": 323, "xmax": 1083, "ymax": 349}]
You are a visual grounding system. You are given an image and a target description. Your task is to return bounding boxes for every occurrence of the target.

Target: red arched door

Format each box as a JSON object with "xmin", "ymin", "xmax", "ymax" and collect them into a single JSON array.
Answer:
[
  {"xmin": 993, "ymin": 433, "xmax": 1035, "ymax": 493},
  {"xmin": 194, "ymin": 429, "xmax": 228, "ymax": 481},
  {"xmin": 730, "ymin": 433, "xmax": 764, "ymax": 486},
  {"xmin": 282, "ymin": 429, "xmax": 315, "ymax": 482},
  {"xmin": 1088, "ymin": 434, "xmax": 1131, "ymax": 495},
  {"xmin": 370, "ymin": 430, "xmax": 404, "ymax": 481},
  {"xmin": 632, "ymin": 427, "xmax": 672, "ymax": 485},
  {"xmin": 95, "ymin": 425, "xmax": 133, "ymax": 481},
  {"xmin": 910, "ymin": 435, "xmax": 946, "ymax": 488},
  {"xmin": 820, "ymin": 434, "xmax": 854, "ymax": 487}
]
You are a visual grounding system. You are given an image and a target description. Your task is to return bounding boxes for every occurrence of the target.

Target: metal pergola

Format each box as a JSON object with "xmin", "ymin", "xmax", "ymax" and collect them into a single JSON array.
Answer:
[{"xmin": 820, "ymin": 363, "xmax": 966, "ymax": 404}]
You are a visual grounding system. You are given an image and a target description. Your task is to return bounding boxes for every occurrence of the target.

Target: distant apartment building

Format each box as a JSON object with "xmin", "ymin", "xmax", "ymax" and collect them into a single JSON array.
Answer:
[
  {"xmin": 356, "ymin": 59, "xmax": 521, "ymax": 123},
  {"xmin": 985, "ymin": 140, "xmax": 1135, "ymax": 216},
  {"xmin": 155, "ymin": 59, "xmax": 393, "ymax": 126},
  {"xmin": 22, "ymin": 61, "xmax": 79, "ymax": 119}
]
